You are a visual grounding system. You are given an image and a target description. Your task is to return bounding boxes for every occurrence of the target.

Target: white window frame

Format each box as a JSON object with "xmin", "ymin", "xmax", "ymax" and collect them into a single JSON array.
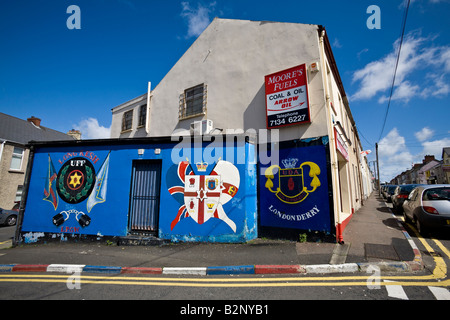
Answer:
[{"xmin": 10, "ymin": 146, "xmax": 24, "ymax": 171}]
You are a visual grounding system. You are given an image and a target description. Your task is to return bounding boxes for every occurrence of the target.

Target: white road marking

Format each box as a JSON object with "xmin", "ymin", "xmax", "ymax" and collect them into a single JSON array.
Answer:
[
  {"xmin": 428, "ymin": 286, "xmax": 450, "ymax": 300},
  {"xmin": 384, "ymin": 280, "xmax": 408, "ymax": 300}
]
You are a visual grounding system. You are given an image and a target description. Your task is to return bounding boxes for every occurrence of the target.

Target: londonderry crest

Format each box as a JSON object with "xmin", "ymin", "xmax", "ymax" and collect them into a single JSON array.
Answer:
[{"xmin": 264, "ymin": 158, "xmax": 321, "ymax": 204}]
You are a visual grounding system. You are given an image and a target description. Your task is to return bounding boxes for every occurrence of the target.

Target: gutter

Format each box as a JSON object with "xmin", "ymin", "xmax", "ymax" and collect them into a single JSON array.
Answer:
[{"xmin": 0, "ymin": 139, "xmax": 5, "ymax": 164}]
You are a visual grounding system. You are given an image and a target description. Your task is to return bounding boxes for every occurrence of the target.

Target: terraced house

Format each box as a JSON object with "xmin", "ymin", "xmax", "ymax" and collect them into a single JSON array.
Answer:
[{"xmin": 0, "ymin": 114, "xmax": 75, "ymax": 210}]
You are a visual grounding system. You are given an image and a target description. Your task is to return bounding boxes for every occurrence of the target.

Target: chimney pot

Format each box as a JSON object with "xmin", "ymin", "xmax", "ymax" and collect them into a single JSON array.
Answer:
[{"xmin": 27, "ymin": 116, "xmax": 41, "ymax": 127}]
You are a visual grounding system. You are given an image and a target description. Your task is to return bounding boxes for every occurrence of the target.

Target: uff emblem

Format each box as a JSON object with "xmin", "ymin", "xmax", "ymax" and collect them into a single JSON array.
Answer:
[{"xmin": 57, "ymin": 157, "xmax": 96, "ymax": 204}]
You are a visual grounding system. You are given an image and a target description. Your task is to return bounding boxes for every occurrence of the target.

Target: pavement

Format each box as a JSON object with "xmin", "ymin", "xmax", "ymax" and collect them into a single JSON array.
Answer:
[{"xmin": 0, "ymin": 193, "xmax": 423, "ymax": 275}]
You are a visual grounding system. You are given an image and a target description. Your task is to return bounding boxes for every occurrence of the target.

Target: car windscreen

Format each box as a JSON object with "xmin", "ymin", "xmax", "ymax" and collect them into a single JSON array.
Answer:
[
  {"xmin": 400, "ymin": 185, "xmax": 419, "ymax": 194},
  {"xmin": 388, "ymin": 186, "xmax": 397, "ymax": 193},
  {"xmin": 422, "ymin": 187, "xmax": 450, "ymax": 201}
]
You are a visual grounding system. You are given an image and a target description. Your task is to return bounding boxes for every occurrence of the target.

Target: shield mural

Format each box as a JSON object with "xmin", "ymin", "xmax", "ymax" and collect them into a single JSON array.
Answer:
[
  {"xmin": 279, "ymin": 168, "xmax": 304, "ymax": 198},
  {"xmin": 184, "ymin": 175, "xmax": 221, "ymax": 225}
]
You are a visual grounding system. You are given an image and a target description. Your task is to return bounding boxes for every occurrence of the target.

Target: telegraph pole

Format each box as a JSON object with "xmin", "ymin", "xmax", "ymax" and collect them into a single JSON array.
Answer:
[{"xmin": 375, "ymin": 143, "xmax": 380, "ymax": 196}]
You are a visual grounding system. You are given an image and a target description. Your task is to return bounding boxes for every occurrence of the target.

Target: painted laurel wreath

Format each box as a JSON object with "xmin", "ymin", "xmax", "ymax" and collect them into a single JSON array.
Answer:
[{"xmin": 57, "ymin": 165, "xmax": 94, "ymax": 202}]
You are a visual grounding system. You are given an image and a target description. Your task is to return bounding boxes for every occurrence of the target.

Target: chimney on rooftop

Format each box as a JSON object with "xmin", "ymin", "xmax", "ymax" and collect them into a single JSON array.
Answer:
[
  {"xmin": 67, "ymin": 129, "xmax": 81, "ymax": 140},
  {"xmin": 423, "ymin": 155, "xmax": 436, "ymax": 164},
  {"xmin": 27, "ymin": 116, "xmax": 41, "ymax": 127}
]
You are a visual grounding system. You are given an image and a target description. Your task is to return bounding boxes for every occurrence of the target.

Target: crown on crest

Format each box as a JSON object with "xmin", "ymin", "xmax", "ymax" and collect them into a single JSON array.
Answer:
[
  {"xmin": 281, "ymin": 158, "xmax": 298, "ymax": 169},
  {"xmin": 196, "ymin": 161, "xmax": 208, "ymax": 172}
]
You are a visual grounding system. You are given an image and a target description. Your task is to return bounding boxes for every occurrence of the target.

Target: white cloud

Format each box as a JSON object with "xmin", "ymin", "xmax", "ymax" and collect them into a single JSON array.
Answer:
[
  {"xmin": 420, "ymin": 137, "xmax": 450, "ymax": 157},
  {"xmin": 73, "ymin": 118, "xmax": 111, "ymax": 139},
  {"xmin": 333, "ymin": 38, "xmax": 342, "ymax": 49},
  {"xmin": 378, "ymin": 128, "xmax": 408, "ymax": 157},
  {"xmin": 351, "ymin": 31, "xmax": 450, "ymax": 103},
  {"xmin": 180, "ymin": 1, "xmax": 216, "ymax": 38},
  {"xmin": 414, "ymin": 127, "xmax": 434, "ymax": 141},
  {"xmin": 377, "ymin": 128, "xmax": 415, "ymax": 181}
]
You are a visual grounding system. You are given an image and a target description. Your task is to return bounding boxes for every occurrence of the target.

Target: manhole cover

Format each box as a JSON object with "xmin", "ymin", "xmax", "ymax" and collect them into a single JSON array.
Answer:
[{"xmin": 364, "ymin": 243, "xmax": 399, "ymax": 261}]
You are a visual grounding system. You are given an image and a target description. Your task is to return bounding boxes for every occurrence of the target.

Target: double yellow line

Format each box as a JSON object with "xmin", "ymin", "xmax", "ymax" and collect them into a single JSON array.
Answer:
[{"xmin": 0, "ymin": 225, "xmax": 449, "ymax": 288}]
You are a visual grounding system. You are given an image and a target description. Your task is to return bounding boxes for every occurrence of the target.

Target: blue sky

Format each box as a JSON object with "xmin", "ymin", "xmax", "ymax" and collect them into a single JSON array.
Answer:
[{"xmin": 0, "ymin": 0, "xmax": 449, "ymax": 182}]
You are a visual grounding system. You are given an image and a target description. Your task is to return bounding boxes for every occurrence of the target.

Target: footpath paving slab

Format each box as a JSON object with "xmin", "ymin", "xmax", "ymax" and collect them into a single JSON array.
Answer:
[{"xmin": 0, "ymin": 193, "xmax": 423, "ymax": 275}]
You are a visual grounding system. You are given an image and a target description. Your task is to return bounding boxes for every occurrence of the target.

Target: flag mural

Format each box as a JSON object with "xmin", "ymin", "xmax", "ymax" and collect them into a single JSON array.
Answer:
[
  {"xmin": 43, "ymin": 155, "xmax": 58, "ymax": 210},
  {"xmin": 87, "ymin": 152, "xmax": 110, "ymax": 213},
  {"xmin": 19, "ymin": 137, "xmax": 258, "ymax": 243},
  {"xmin": 31, "ymin": 150, "xmax": 111, "ymax": 232}
]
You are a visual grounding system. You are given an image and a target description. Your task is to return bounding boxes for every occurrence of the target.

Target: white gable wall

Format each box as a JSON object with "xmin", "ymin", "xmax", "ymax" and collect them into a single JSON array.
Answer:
[{"xmin": 116, "ymin": 19, "xmax": 328, "ymax": 142}]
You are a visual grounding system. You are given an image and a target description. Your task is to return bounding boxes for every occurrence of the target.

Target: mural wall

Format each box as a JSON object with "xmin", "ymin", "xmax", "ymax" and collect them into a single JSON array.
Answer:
[
  {"xmin": 19, "ymin": 137, "xmax": 258, "ymax": 243},
  {"xmin": 259, "ymin": 139, "xmax": 333, "ymax": 233}
]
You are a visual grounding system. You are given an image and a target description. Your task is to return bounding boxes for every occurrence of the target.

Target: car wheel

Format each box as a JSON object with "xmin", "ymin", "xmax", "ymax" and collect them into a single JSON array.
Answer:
[
  {"xmin": 415, "ymin": 217, "xmax": 428, "ymax": 237},
  {"xmin": 5, "ymin": 215, "xmax": 17, "ymax": 226},
  {"xmin": 403, "ymin": 211, "xmax": 410, "ymax": 222}
]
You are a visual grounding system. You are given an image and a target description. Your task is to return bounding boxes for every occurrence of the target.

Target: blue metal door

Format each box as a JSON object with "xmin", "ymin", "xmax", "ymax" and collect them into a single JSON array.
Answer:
[{"xmin": 129, "ymin": 160, "xmax": 162, "ymax": 232}]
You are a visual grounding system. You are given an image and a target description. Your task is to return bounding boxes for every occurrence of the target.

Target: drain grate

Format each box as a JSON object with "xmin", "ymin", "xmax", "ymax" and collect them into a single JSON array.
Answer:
[{"xmin": 364, "ymin": 243, "xmax": 400, "ymax": 261}]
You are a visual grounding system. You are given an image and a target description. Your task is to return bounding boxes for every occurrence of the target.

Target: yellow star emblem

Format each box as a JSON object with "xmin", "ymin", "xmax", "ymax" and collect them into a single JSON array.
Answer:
[{"xmin": 69, "ymin": 172, "xmax": 82, "ymax": 188}]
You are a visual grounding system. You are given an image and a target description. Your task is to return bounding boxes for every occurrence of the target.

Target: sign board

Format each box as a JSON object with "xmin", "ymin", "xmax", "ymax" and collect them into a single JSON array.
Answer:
[
  {"xmin": 265, "ymin": 64, "xmax": 310, "ymax": 129},
  {"xmin": 334, "ymin": 128, "xmax": 349, "ymax": 161}
]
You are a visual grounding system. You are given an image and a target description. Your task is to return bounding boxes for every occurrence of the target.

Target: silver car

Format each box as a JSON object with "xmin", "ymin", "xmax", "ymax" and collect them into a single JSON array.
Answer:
[
  {"xmin": 0, "ymin": 208, "xmax": 17, "ymax": 226},
  {"xmin": 403, "ymin": 184, "xmax": 450, "ymax": 235}
]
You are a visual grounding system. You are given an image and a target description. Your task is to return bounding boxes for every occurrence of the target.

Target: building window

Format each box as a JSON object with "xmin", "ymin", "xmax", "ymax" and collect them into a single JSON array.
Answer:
[
  {"xmin": 138, "ymin": 104, "xmax": 147, "ymax": 127},
  {"xmin": 122, "ymin": 110, "xmax": 133, "ymax": 132},
  {"xmin": 10, "ymin": 146, "xmax": 24, "ymax": 171},
  {"xmin": 179, "ymin": 84, "xmax": 207, "ymax": 119},
  {"xmin": 15, "ymin": 185, "xmax": 23, "ymax": 202}
]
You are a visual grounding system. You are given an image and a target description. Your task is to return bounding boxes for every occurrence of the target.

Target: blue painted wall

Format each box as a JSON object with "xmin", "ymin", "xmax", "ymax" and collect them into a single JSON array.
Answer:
[{"xmin": 20, "ymin": 138, "xmax": 258, "ymax": 243}]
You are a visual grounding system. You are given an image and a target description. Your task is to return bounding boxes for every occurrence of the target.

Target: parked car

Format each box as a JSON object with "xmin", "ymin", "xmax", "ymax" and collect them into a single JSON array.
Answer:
[
  {"xmin": 392, "ymin": 184, "xmax": 423, "ymax": 214},
  {"xmin": 402, "ymin": 184, "xmax": 450, "ymax": 235},
  {"xmin": 381, "ymin": 185, "xmax": 389, "ymax": 199},
  {"xmin": 385, "ymin": 185, "xmax": 398, "ymax": 203},
  {"xmin": 0, "ymin": 208, "xmax": 17, "ymax": 226}
]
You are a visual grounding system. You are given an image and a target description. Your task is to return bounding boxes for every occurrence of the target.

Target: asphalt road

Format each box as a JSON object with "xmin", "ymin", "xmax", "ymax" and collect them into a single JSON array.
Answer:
[
  {"xmin": 1, "ymin": 207, "xmax": 450, "ymax": 304},
  {"xmin": 0, "ymin": 225, "xmax": 14, "ymax": 245}
]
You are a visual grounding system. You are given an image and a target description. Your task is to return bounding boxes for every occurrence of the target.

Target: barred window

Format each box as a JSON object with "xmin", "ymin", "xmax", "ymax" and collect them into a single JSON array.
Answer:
[
  {"xmin": 179, "ymin": 84, "xmax": 207, "ymax": 120},
  {"xmin": 122, "ymin": 110, "xmax": 133, "ymax": 132},
  {"xmin": 138, "ymin": 104, "xmax": 147, "ymax": 127}
]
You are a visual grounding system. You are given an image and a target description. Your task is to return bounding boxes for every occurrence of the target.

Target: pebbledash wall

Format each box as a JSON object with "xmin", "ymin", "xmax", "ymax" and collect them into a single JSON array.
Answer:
[{"xmin": 16, "ymin": 135, "xmax": 258, "ymax": 243}]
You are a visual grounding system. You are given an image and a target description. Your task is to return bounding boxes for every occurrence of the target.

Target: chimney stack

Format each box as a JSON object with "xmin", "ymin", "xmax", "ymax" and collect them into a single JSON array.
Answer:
[
  {"xmin": 67, "ymin": 129, "xmax": 82, "ymax": 140},
  {"xmin": 27, "ymin": 116, "xmax": 41, "ymax": 127},
  {"xmin": 423, "ymin": 155, "xmax": 436, "ymax": 164}
]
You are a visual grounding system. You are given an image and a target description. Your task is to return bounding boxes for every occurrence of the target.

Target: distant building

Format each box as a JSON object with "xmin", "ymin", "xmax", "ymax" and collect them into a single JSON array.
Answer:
[
  {"xmin": 391, "ymin": 153, "xmax": 448, "ymax": 185},
  {"xmin": 443, "ymin": 148, "xmax": 450, "ymax": 184},
  {"xmin": 0, "ymin": 113, "xmax": 75, "ymax": 209}
]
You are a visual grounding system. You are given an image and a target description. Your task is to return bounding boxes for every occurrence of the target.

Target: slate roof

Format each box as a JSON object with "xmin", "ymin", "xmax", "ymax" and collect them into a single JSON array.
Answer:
[{"xmin": 0, "ymin": 112, "xmax": 75, "ymax": 145}]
